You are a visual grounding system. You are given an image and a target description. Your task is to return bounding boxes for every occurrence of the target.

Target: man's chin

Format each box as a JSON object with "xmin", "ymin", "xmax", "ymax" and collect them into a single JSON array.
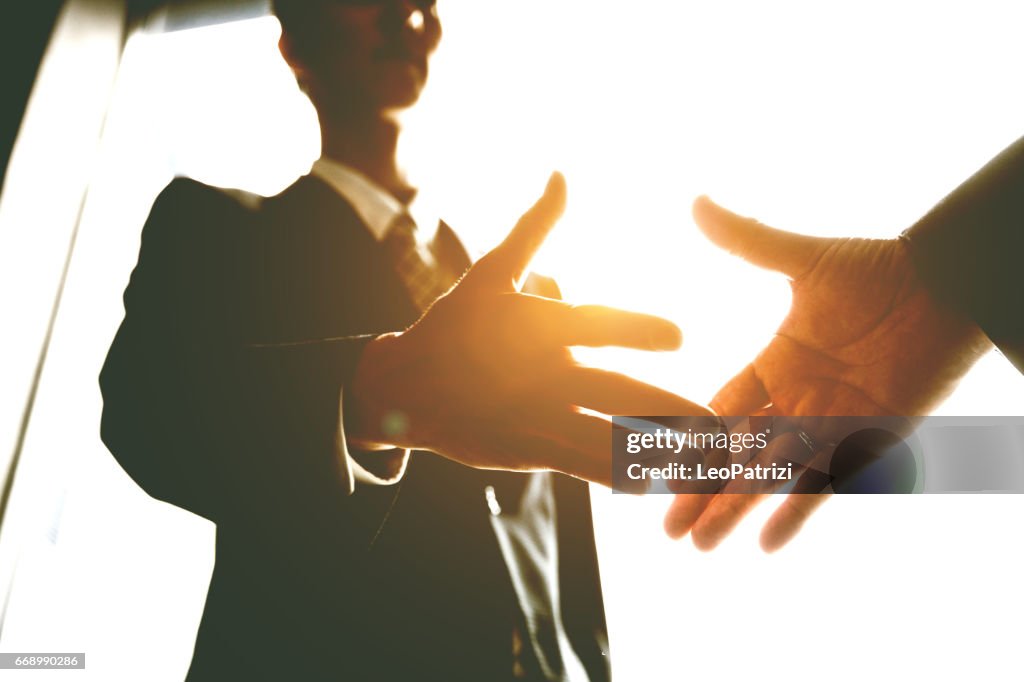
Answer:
[{"xmin": 374, "ymin": 70, "xmax": 426, "ymax": 110}]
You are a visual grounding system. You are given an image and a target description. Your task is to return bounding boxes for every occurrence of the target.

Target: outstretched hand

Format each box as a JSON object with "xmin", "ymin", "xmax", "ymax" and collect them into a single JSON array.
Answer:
[
  {"xmin": 350, "ymin": 173, "xmax": 713, "ymax": 485},
  {"xmin": 665, "ymin": 196, "xmax": 991, "ymax": 551}
]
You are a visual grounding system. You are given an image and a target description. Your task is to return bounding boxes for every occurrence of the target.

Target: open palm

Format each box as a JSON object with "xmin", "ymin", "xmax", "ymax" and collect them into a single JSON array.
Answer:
[{"xmin": 665, "ymin": 196, "xmax": 991, "ymax": 551}]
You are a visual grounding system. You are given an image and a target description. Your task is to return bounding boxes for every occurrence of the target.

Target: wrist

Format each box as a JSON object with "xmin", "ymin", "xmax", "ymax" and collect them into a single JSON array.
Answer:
[
  {"xmin": 345, "ymin": 332, "xmax": 409, "ymax": 450},
  {"xmin": 896, "ymin": 233, "xmax": 993, "ymax": 363}
]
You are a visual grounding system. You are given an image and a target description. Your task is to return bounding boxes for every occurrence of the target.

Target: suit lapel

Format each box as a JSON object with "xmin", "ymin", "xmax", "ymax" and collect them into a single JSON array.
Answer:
[{"xmin": 258, "ymin": 174, "xmax": 422, "ymax": 338}]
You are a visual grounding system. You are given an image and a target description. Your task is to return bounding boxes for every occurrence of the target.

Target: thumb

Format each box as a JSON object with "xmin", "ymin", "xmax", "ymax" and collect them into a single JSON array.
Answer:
[
  {"xmin": 692, "ymin": 195, "xmax": 829, "ymax": 279},
  {"xmin": 475, "ymin": 172, "xmax": 567, "ymax": 289}
]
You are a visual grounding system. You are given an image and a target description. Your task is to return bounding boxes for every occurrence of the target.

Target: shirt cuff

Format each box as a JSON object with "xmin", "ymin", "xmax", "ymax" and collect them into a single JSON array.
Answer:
[{"xmin": 335, "ymin": 386, "xmax": 410, "ymax": 494}]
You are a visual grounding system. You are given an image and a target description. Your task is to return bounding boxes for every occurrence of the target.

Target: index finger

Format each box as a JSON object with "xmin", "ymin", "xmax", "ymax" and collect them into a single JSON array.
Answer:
[{"xmin": 760, "ymin": 493, "xmax": 830, "ymax": 553}]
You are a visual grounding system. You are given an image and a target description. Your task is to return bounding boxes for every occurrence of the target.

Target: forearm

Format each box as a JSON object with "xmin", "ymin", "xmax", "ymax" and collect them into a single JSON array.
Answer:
[
  {"xmin": 100, "ymin": 325, "xmax": 378, "ymax": 522},
  {"xmin": 902, "ymin": 135, "xmax": 1024, "ymax": 364}
]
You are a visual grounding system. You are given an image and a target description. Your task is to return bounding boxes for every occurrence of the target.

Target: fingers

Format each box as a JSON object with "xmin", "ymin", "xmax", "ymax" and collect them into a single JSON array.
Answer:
[
  {"xmin": 548, "ymin": 411, "xmax": 616, "ymax": 487},
  {"xmin": 755, "ymin": 444, "xmax": 835, "ymax": 551},
  {"xmin": 688, "ymin": 431, "xmax": 805, "ymax": 550},
  {"xmin": 690, "ymin": 493, "xmax": 768, "ymax": 551},
  {"xmin": 555, "ymin": 366, "xmax": 713, "ymax": 417},
  {"xmin": 512, "ymin": 409, "xmax": 616, "ymax": 487},
  {"xmin": 511, "ymin": 295, "xmax": 683, "ymax": 351},
  {"xmin": 692, "ymin": 195, "xmax": 830, "ymax": 279},
  {"xmin": 664, "ymin": 494, "xmax": 714, "ymax": 539},
  {"xmin": 709, "ymin": 363, "xmax": 771, "ymax": 416},
  {"xmin": 665, "ymin": 367, "xmax": 769, "ymax": 545},
  {"xmin": 760, "ymin": 493, "xmax": 830, "ymax": 553},
  {"xmin": 687, "ymin": 432, "xmax": 832, "ymax": 551},
  {"xmin": 475, "ymin": 172, "xmax": 567, "ymax": 289},
  {"xmin": 509, "ymin": 433, "xmax": 614, "ymax": 488}
]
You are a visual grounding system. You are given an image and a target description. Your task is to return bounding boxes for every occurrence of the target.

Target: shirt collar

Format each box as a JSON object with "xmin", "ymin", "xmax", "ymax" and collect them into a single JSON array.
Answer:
[{"xmin": 311, "ymin": 157, "xmax": 406, "ymax": 241}]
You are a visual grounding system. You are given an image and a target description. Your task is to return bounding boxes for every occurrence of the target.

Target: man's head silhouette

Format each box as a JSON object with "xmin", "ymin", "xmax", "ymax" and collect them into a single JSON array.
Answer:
[{"xmin": 274, "ymin": 0, "xmax": 441, "ymax": 118}]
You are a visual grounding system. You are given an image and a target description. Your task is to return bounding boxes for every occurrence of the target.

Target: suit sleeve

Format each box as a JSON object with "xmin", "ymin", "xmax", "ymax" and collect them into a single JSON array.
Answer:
[
  {"xmin": 100, "ymin": 179, "xmax": 373, "ymax": 527},
  {"xmin": 902, "ymin": 135, "xmax": 1024, "ymax": 371}
]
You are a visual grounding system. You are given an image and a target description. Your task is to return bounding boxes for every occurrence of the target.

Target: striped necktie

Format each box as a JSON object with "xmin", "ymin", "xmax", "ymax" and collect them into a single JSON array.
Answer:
[{"xmin": 383, "ymin": 211, "xmax": 453, "ymax": 312}]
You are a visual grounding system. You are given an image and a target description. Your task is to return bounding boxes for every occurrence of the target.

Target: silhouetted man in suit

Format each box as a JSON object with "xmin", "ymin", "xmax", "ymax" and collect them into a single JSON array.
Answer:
[{"xmin": 101, "ymin": 1, "xmax": 708, "ymax": 679}]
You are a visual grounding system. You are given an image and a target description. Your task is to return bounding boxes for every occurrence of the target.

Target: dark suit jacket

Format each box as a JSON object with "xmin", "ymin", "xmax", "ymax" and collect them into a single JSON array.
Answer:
[
  {"xmin": 100, "ymin": 175, "xmax": 610, "ymax": 681},
  {"xmin": 905, "ymin": 135, "xmax": 1024, "ymax": 369}
]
